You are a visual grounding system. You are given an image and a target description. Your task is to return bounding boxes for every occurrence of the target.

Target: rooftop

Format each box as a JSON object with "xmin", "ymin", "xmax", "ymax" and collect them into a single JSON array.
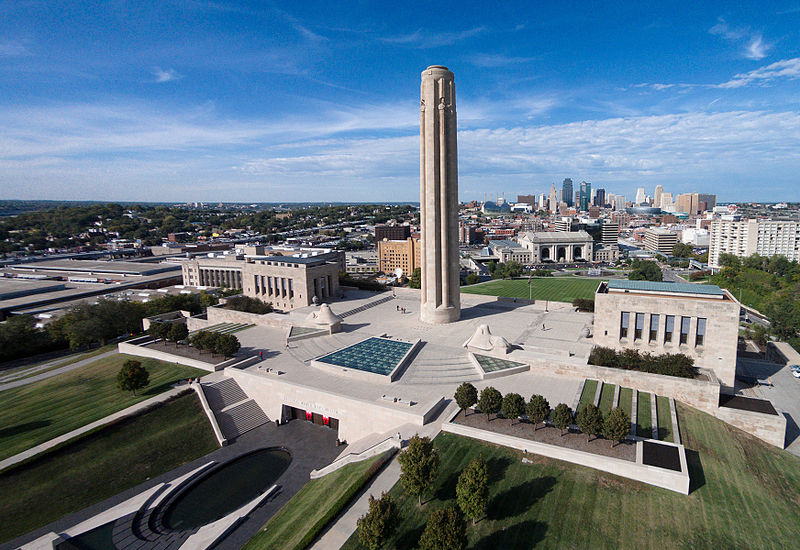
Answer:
[
  {"xmin": 521, "ymin": 231, "xmax": 593, "ymax": 243},
  {"xmin": 604, "ymin": 279, "xmax": 725, "ymax": 298}
]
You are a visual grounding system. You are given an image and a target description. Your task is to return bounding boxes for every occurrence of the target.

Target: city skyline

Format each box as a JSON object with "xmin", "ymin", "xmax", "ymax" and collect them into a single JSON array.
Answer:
[{"xmin": 1, "ymin": 2, "xmax": 800, "ymax": 202}]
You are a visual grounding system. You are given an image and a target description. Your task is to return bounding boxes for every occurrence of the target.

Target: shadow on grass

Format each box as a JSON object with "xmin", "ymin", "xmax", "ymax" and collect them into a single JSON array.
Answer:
[
  {"xmin": 0, "ymin": 420, "xmax": 51, "ymax": 439},
  {"xmin": 434, "ymin": 455, "xmax": 512, "ymax": 502},
  {"xmin": 473, "ymin": 519, "xmax": 548, "ymax": 549},
  {"xmin": 142, "ymin": 381, "xmax": 180, "ymax": 397},
  {"xmin": 392, "ymin": 523, "xmax": 426, "ymax": 550},
  {"xmin": 685, "ymin": 449, "xmax": 706, "ymax": 494},
  {"xmin": 488, "ymin": 477, "xmax": 556, "ymax": 521}
]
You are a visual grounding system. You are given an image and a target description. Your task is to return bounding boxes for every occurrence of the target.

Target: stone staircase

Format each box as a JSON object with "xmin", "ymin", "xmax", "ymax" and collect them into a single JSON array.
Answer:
[
  {"xmin": 337, "ymin": 294, "xmax": 394, "ymax": 319},
  {"xmin": 288, "ymin": 332, "xmax": 364, "ymax": 363},
  {"xmin": 201, "ymin": 378, "xmax": 269, "ymax": 440},
  {"xmin": 400, "ymin": 344, "xmax": 480, "ymax": 385}
]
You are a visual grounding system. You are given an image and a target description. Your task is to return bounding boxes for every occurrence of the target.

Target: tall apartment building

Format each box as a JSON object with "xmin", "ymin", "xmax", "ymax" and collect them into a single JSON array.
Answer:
[
  {"xmin": 697, "ymin": 193, "xmax": 717, "ymax": 212},
  {"xmin": 675, "ymin": 193, "xmax": 693, "ymax": 214},
  {"xmin": 562, "ymin": 178, "xmax": 573, "ymax": 207},
  {"xmin": 377, "ymin": 237, "xmax": 420, "ymax": 276},
  {"xmin": 644, "ymin": 227, "xmax": 678, "ymax": 255},
  {"xmin": 601, "ymin": 221, "xmax": 620, "ymax": 246},
  {"xmin": 709, "ymin": 219, "xmax": 800, "ymax": 268}
]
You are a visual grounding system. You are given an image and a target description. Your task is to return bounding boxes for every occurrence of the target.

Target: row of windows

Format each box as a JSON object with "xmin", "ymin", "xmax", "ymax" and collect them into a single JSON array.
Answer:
[{"xmin": 619, "ymin": 312, "xmax": 706, "ymax": 347}]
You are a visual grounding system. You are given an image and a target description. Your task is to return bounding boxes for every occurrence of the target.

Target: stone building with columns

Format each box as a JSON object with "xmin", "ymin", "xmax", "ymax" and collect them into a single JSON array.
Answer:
[
  {"xmin": 518, "ymin": 231, "xmax": 594, "ymax": 263},
  {"xmin": 594, "ymin": 279, "xmax": 741, "ymax": 390},
  {"xmin": 178, "ymin": 245, "xmax": 343, "ymax": 311}
]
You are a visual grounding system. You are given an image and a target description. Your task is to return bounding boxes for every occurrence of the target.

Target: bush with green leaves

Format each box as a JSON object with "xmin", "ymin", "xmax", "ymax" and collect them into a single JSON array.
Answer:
[
  {"xmin": 464, "ymin": 273, "xmax": 480, "ymax": 285},
  {"xmin": 526, "ymin": 394, "xmax": 551, "ymax": 430},
  {"xmin": 501, "ymin": 392, "xmax": 525, "ymax": 424},
  {"xmin": 552, "ymin": 403, "xmax": 574, "ymax": 436},
  {"xmin": 223, "ymin": 295, "xmax": 273, "ymax": 314},
  {"xmin": 603, "ymin": 407, "xmax": 631, "ymax": 447},
  {"xmin": 148, "ymin": 321, "xmax": 171, "ymax": 340},
  {"xmin": 214, "ymin": 332, "xmax": 241, "ymax": 356},
  {"xmin": 576, "ymin": 404, "xmax": 604, "ymax": 442},
  {"xmin": 167, "ymin": 323, "xmax": 188, "ymax": 343},
  {"xmin": 454, "ymin": 382, "xmax": 478, "ymax": 416},
  {"xmin": 418, "ymin": 506, "xmax": 467, "ymax": 550},
  {"xmin": 588, "ymin": 346, "xmax": 694, "ymax": 379},
  {"xmin": 117, "ymin": 359, "xmax": 149, "ymax": 396},
  {"xmin": 456, "ymin": 456, "xmax": 488, "ymax": 525},
  {"xmin": 572, "ymin": 298, "xmax": 595, "ymax": 312},
  {"xmin": 477, "ymin": 386, "xmax": 502, "ymax": 421},
  {"xmin": 398, "ymin": 435, "xmax": 439, "ymax": 506},
  {"xmin": 356, "ymin": 491, "xmax": 398, "ymax": 550}
]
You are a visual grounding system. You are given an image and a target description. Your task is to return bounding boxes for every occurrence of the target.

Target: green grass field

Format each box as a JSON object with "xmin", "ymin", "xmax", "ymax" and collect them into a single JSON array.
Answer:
[
  {"xmin": 598, "ymin": 383, "xmax": 616, "ymax": 415},
  {"xmin": 342, "ymin": 403, "xmax": 800, "ymax": 549},
  {"xmin": 243, "ymin": 451, "xmax": 392, "ymax": 550},
  {"xmin": 0, "ymin": 392, "xmax": 217, "ymax": 543},
  {"xmin": 618, "ymin": 387, "xmax": 633, "ymax": 418},
  {"xmin": 576, "ymin": 380, "xmax": 598, "ymax": 414},
  {"xmin": 657, "ymin": 396, "xmax": 673, "ymax": 442},
  {"xmin": 0, "ymin": 344, "xmax": 116, "ymax": 382},
  {"xmin": 0, "ymin": 353, "xmax": 206, "ymax": 461},
  {"xmin": 636, "ymin": 391, "xmax": 653, "ymax": 438},
  {"xmin": 462, "ymin": 277, "xmax": 604, "ymax": 303}
]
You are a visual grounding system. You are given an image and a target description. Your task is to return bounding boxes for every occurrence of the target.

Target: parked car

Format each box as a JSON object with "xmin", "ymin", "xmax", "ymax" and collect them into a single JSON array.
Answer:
[{"xmin": 790, "ymin": 365, "xmax": 800, "ymax": 378}]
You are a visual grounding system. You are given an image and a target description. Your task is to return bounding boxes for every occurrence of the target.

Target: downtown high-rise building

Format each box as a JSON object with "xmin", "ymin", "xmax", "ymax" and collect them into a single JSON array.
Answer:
[
  {"xmin": 562, "ymin": 178, "xmax": 573, "ymax": 207},
  {"xmin": 549, "ymin": 183, "xmax": 559, "ymax": 213},
  {"xmin": 654, "ymin": 185, "xmax": 663, "ymax": 210},
  {"xmin": 579, "ymin": 181, "xmax": 591, "ymax": 211},
  {"xmin": 595, "ymin": 188, "xmax": 605, "ymax": 207},
  {"xmin": 635, "ymin": 186, "xmax": 647, "ymax": 205}
]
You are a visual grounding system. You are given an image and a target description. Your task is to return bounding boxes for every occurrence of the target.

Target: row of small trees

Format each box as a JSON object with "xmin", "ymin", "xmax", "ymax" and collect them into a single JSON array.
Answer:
[
  {"xmin": 454, "ymin": 382, "xmax": 631, "ymax": 447},
  {"xmin": 147, "ymin": 321, "xmax": 188, "ymax": 344},
  {"xmin": 188, "ymin": 330, "xmax": 241, "ymax": 357},
  {"xmin": 358, "ymin": 434, "xmax": 486, "ymax": 550}
]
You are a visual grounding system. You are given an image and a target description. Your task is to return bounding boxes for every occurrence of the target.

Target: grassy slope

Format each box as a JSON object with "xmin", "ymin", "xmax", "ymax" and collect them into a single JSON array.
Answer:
[
  {"xmin": 618, "ymin": 387, "xmax": 633, "ymax": 417},
  {"xmin": 462, "ymin": 277, "xmax": 603, "ymax": 303},
  {"xmin": 0, "ymin": 353, "xmax": 206, "ymax": 461},
  {"xmin": 576, "ymin": 380, "xmax": 597, "ymax": 414},
  {"xmin": 636, "ymin": 391, "xmax": 652, "ymax": 438},
  {"xmin": 343, "ymin": 403, "xmax": 800, "ymax": 549},
  {"xmin": 656, "ymin": 396, "xmax": 673, "ymax": 442},
  {"xmin": 0, "ymin": 344, "xmax": 116, "ymax": 382},
  {"xmin": 598, "ymin": 384, "xmax": 616, "ymax": 415},
  {"xmin": 0, "ymin": 392, "xmax": 217, "ymax": 543},
  {"xmin": 243, "ymin": 452, "xmax": 390, "ymax": 550}
]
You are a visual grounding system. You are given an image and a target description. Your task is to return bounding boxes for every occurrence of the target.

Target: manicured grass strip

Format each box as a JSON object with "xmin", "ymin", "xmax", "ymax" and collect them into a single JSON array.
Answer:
[
  {"xmin": 636, "ymin": 391, "xmax": 652, "ymax": 438},
  {"xmin": 618, "ymin": 387, "xmax": 633, "ymax": 418},
  {"xmin": 657, "ymin": 396, "xmax": 673, "ymax": 442},
  {"xmin": 342, "ymin": 404, "xmax": 800, "ymax": 550},
  {"xmin": 462, "ymin": 277, "xmax": 604, "ymax": 303},
  {"xmin": 0, "ymin": 353, "xmax": 206, "ymax": 461},
  {"xmin": 0, "ymin": 392, "xmax": 217, "ymax": 544},
  {"xmin": 242, "ymin": 451, "xmax": 394, "ymax": 550},
  {"xmin": 0, "ymin": 344, "xmax": 116, "ymax": 382},
  {"xmin": 598, "ymin": 383, "xmax": 616, "ymax": 415},
  {"xmin": 576, "ymin": 380, "xmax": 598, "ymax": 414}
]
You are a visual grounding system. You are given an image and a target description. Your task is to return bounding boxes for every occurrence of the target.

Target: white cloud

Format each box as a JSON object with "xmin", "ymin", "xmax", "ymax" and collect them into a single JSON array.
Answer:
[
  {"xmin": 744, "ymin": 35, "xmax": 770, "ymax": 60},
  {"xmin": 152, "ymin": 67, "xmax": 182, "ymax": 83},
  {"xmin": 709, "ymin": 17, "xmax": 772, "ymax": 60},
  {"xmin": 718, "ymin": 57, "xmax": 800, "ymax": 88},
  {"xmin": 0, "ymin": 39, "xmax": 30, "ymax": 57},
  {"xmin": 709, "ymin": 18, "xmax": 746, "ymax": 40},
  {"xmin": 467, "ymin": 53, "xmax": 538, "ymax": 67},
  {"xmin": 382, "ymin": 27, "xmax": 486, "ymax": 48}
]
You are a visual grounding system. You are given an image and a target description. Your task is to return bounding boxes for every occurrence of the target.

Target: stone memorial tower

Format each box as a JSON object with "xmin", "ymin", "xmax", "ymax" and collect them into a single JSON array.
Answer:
[{"xmin": 419, "ymin": 65, "xmax": 460, "ymax": 324}]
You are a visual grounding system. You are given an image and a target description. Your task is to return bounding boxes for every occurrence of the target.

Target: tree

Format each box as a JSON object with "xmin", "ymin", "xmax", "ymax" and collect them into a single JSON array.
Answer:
[
  {"xmin": 418, "ymin": 506, "xmax": 467, "ymax": 550},
  {"xmin": 117, "ymin": 359, "xmax": 149, "ymax": 396},
  {"xmin": 454, "ymin": 382, "xmax": 478, "ymax": 416},
  {"xmin": 526, "ymin": 394, "xmax": 551, "ymax": 430},
  {"xmin": 478, "ymin": 386, "xmax": 502, "ymax": 421},
  {"xmin": 214, "ymin": 333, "xmax": 241, "ymax": 356},
  {"xmin": 501, "ymin": 392, "xmax": 526, "ymax": 424},
  {"xmin": 398, "ymin": 435, "xmax": 439, "ymax": 506},
  {"xmin": 148, "ymin": 321, "xmax": 170, "ymax": 340},
  {"xmin": 603, "ymin": 407, "xmax": 631, "ymax": 447},
  {"xmin": 551, "ymin": 403, "xmax": 574, "ymax": 436},
  {"xmin": 408, "ymin": 267, "xmax": 422, "ymax": 289},
  {"xmin": 224, "ymin": 295, "xmax": 273, "ymax": 314},
  {"xmin": 572, "ymin": 298, "xmax": 595, "ymax": 312},
  {"xmin": 356, "ymin": 492, "xmax": 398, "ymax": 550},
  {"xmin": 628, "ymin": 259, "xmax": 662, "ymax": 282},
  {"xmin": 167, "ymin": 323, "xmax": 188, "ymax": 344},
  {"xmin": 465, "ymin": 273, "xmax": 480, "ymax": 285},
  {"xmin": 576, "ymin": 404, "xmax": 604, "ymax": 442},
  {"xmin": 671, "ymin": 242, "xmax": 694, "ymax": 258},
  {"xmin": 456, "ymin": 456, "xmax": 488, "ymax": 525}
]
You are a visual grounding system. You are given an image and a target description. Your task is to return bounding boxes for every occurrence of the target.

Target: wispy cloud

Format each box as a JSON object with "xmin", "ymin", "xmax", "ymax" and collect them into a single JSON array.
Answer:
[
  {"xmin": 718, "ymin": 57, "xmax": 800, "ymax": 88},
  {"xmin": 709, "ymin": 17, "xmax": 771, "ymax": 60},
  {"xmin": 151, "ymin": 67, "xmax": 182, "ymax": 83},
  {"xmin": 709, "ymin": 18, "xmax": 746, "ymax": 40},
  {"xmin": 382, "ymin": 27, "xmax": 486, "ymax": 48},
  {"xmin": 744, "ymin": 35, "xmax": 770, "ymax": 60},
  {"xmin": 466, "ymin": 53, "xmax": 538, "ymax": 67},
  {"xmin": 0, "ymin": 39, "xmax": 31, "ymax": 57}
]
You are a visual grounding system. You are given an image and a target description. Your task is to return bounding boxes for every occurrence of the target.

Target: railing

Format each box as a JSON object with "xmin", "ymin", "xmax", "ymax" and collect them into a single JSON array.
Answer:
[{"xmin": 309, "ymin": 436, "xmax": 400, "ymax": 479}]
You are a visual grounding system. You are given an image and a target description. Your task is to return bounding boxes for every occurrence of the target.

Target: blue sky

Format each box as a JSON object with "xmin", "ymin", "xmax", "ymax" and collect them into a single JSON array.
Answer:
[{"xmin": 1, "ymin": 1, "xmax": 799, "ymax": 203}]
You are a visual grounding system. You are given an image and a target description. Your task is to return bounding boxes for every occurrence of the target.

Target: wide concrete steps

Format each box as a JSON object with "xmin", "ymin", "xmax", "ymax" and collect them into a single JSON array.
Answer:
[
  {"xmin": 215, "ymin": 399, "xmax": 270, "ymax": 439},
  {"xmin": 290, "ymin": 333, "xmax": 363, "ymax": 363},
  {"xmin": 202, "ymin": 377, "xmax": 248, "ymax": 410},
  {"xmin": 337, "ymin": 295, "xmax": 394, "ymax": 318},
  {"xmin": 402, "ymin": 352, "xmax": 479, "ymax": 385}
]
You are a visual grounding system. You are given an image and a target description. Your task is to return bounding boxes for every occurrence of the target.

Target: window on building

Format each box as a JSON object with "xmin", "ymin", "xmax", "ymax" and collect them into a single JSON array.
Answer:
[
  {"xmin": 696, "ymin": 318, "xmax": 706, "ymax": 346},
  {"xmin": 649, "ymin": 314, "xmax": 659, "ymax": 342},
  {"xmin": 680, "ymin": 316, "xmax": 690, "ymax": 344},
  {"xmin": 634, "ymin": 313, "xmax": 645, "ymax": 340},
  {"xmin": 664, "ymin": 315, "xmax": 674, "ymax": 343},
  {"xmin": 620, "ymin": 312, "xmax": 630, "ymax": 339}
]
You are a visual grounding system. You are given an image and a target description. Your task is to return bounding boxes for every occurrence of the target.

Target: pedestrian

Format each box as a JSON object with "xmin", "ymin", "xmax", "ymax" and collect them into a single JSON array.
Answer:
[
  {"xmin": 397, "ymin": 431, "xmax": 401, "ymax": 440},
  {"xmin": 285, "ymin": 339, "xmax": 289, "ymax": 349},
  {"xmin": 259, "ymin": 351, "xmax": 263, "ymax": 359},
  {"xmin": 542, "ymin": 323, "xmax": 546, "ymax": 331},
  {"xmin": 396, "ymin": 305, "xmax": 399, "ymax": 311}
]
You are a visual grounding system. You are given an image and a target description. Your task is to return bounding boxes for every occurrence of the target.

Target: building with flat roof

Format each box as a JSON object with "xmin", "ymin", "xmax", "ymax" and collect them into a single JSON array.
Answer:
[
  {"xmin": 709, "ymin": 219, "xmax": 800, "ymax": 268},
  {"xmin": 178, "ymin": 246, "xmax": 343, "ymax": 310},
  {"xmin": 594, "ymin": 279, "xmax": 740, "ymax": 389},
  {"xmin": 377, "ymin": 237, "xmax": 420, "ymax": 277},
  {"xmin": 644, "ymin": 227, "xmax": 678, "ymax": 256},
  {"xmin": 518, "ymin": 231, "xmax": 594, "ymax": 263},
  {"xmin": 488, "ymin": 239, "xmax": 532, "ymax": 264},
  {"xmin": 374, "ymin": 224, "xmax": 411, "ymax": 242}
]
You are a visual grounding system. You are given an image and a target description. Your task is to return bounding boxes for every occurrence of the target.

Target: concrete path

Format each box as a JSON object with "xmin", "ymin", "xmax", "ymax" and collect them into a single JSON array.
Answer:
[
  {"xmin": 0, "ymin": 383, "xmax": 189, "ymax": 473},
  {"xmin": 0, "ymin": 350, "xmax": 118, "ymax": 392}
]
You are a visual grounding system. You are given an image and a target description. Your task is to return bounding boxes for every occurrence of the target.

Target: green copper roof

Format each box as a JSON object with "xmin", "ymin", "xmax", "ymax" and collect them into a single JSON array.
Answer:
[{"xmin": 606, "ymin": 279, "xmax": 724, "ymax": 296}]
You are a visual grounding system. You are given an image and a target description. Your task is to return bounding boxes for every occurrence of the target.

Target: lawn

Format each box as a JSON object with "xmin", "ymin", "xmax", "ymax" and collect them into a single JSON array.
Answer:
[
  {"xmin": 0, "ymin": 353, "xmax": 207, "ymax": 462},
  {"xmin": 618, "ymin": 387, "xmax": 633, "ymax": 417},
  {"xmin": 636, "ymin": 391, "xmax": 652, "ymax": 438},
  {"xmin": 656, "ymin": 396, "xmax": 673, "ymax": 442},
  {"xmin": 597, "ymin": 383, "xmax": 616, "ymax": 415},
  {"xmin": 342, "ymin": 403, "xmax": 800, "ymax": 549},
  {"xmin": 0, "ymin": 392, "xmax": 217, "ymax": 543},
  {"xmin": 243, "ymin": 451, "xmax": 393, "ymax": 550},
  {"xmin": 0, "ymin": 344, "xmax": 116, "ymax": 382},
  {"xmin": 462, "ymin": 277, "xmax": 604, "ymax": 303},
  {"xmin": 576, "ymin": 379, "xmax": 597, "ymax": 413}
]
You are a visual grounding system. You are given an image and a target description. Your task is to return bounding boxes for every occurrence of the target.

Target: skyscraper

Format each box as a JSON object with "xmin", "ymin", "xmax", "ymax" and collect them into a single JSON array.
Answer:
[
  {"xmin": 419, "ymin": 65, "xmax": 460, "ymax": 324},
  {"xmin": 635, "ymin": 187, "xmax": 647, "ymax": 205},
  {"xmin": 562, "ymin": 178, "xmax": 573, "ymax": 207},
  {"xmin": 654, "ymin": 185, "xmax": 663, "ymax": 209},
  {"xmin": 549, "ymin": 183, "xmax": 558, "ymax": 213},
  {"xmin": 579, "ymin": 181, "xmax": 591, "ymax": 211},
  {"xmin": 595, "ymin": 188, "xmax": 606, "ymax": 207}
]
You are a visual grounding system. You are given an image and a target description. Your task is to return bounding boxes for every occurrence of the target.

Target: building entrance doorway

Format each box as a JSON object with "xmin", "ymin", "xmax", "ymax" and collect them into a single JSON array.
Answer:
[{"xmin": 282, "ymin": 405, "xmax": 339, "ymax": 432}]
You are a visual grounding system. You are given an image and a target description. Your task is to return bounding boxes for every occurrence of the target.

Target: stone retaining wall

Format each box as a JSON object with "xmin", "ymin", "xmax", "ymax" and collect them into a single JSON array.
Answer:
[
  {"xmin": 117, "ymin": 341, "xmax": 237, "ymax": 372},
  {"xmin": 206, "ymin": 305, "xmax": 292, "ymax": 329},
  {"xmin": 714, "ymin": 405, "xmax": 787, "ymax": 448}
]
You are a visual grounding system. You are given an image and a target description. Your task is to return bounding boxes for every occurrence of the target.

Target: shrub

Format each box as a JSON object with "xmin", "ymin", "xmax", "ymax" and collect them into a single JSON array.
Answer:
[
  {"xmin": 603, "ymin": 407, "xmax": 631, "ymax": 447},
  {"xmin": 501, "ymin": 392, "xmax": 525, "ymax": 424},
  {"xmin": 588, "ymin": 346, "xmax": 695, "ymax": 378},
  {"xmin": 572, "ymin": 298, "xmax": 595, "ymax": 312},
  {"xmin": 465, "ymin": 273, "xmax": 480, "ymax": 285},
  {"xmin": 576, "ymin": 404, "xmax": 603, "ymax": 442},
  {"xmin": 526, "ymin": 394, "xmax": 550, "ymax": 430},
  {"xmin": 477, "ymin": 387, "xmax": 502, "ymax": 421},
  {"xmin": 167, "ymin": 323, "xmax": 188, "ymax": 343},
  {"xmin": 214, "ymin": 333, "xmax": 241, "ymax": 356},
  {"xmin": 454, "ymin": 383, "xmax": 478, "ymax": 416},
  {"xmin": 552, "ymin": 403, "xmax": 574, "ymax": 436},
  {"xmin": 223, "ymin": 295, "xmax": 273, "ymax": 314}
]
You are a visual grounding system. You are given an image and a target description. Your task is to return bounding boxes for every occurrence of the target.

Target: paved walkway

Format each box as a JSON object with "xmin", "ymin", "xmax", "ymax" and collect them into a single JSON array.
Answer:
[
  {"xmin": 0, "ymin": 350, "xmax": 118, "ymax": 392},
  {"xmin": 0, "ymin": 383, "xmax": 188, "ymax": 473},
  {"xmin": 309, "ymin": 401, "xmax": 458, "ymax": 550}
]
